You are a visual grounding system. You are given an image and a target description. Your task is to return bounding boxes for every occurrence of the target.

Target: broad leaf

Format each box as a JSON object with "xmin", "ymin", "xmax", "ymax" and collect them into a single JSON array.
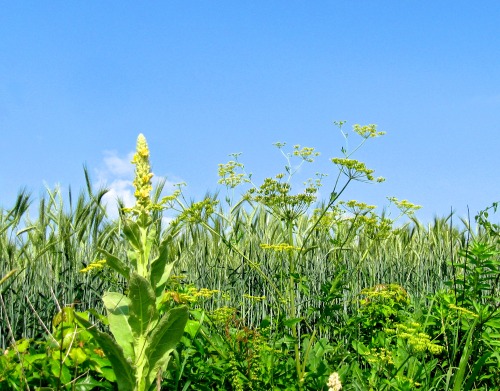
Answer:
[
  {"xmin": 74, "ymin": 376, "xmax": 110, "ymax": 391},
  {"xmin": 128, "ymin": 273, "xmax": 157, "ymax": 337},
  {"xmin": 127, "ymin": 249, "xmax": 139, "ymax": 272},
  {"xmin": 150, "ymin": 239, "xmax": 175, "ymax": 296},
  {"xmin": 74, "ymin": 313, "xmax": 135, "ymax": 391},
  {"xmin": 145, "ymin": 306, "xmax": 189, "ymax": 386},
  {"xmin": 103, "ymin": 292, "xmax": 134, "ymax": 361},
  {"xmin": 99, "ymin": 248, "xmax": 130, "ymax": 280},
  {"xmin": 143, "ymin": 227, "xmax": 156, "ymax": 267},
  {"xmin": 123, "ymin": 219, "xmax": 143, "ymax": 252}
]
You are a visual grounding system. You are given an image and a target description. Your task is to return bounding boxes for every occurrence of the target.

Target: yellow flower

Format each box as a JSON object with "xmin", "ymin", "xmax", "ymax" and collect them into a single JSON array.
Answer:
[
  {"xmin": 260, "ymin": 243, "xmax": 300, "ymax": 252},
  {"xmin": 129, "ymin": 133, "xmax": 154, "ymax": 214},
  {"xmin": 80, "ymin": 259, "xmax": 107, "ymax": 273}
]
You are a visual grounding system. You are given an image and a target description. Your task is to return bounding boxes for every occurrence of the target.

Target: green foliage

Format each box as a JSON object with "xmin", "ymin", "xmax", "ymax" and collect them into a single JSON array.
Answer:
[
  {"xmin": 2, "ymin": 124, "xmax": 500, "ymax": 390},
  {"xmin": 162, "ymin": 309, "xmax": 336, "ymax": 390},
  {"xmin": 0, "ymin": 308, "xmax": 115, "ymax": 390},
  {"xmin": 74, "ymin": 134, "xmax": 189, "ymax": 391},
  {"xmin": 426, "ymin": 241, "xmax": 500, "ymax": 390}
]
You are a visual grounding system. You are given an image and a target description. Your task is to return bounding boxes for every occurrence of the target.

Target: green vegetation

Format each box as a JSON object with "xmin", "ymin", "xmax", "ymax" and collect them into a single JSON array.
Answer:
[{"xmin": 1, "ymin": 124, "xmax": 499, "ymax": 390}]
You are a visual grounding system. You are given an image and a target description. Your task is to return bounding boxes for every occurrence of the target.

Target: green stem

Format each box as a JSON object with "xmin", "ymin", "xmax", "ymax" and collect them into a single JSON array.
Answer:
[
  {"xmin": 452, "ymin": 317, "xmax": 479, "ymax": 391},
  {"xmin": 283, "ymin": 219, "xmax": 305, "ymax": 389}
]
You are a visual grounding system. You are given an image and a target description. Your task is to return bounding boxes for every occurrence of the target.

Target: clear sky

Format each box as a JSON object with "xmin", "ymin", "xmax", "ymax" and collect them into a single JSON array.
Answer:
[{"xmin": 2, "ymin": 1, "xmax": 500, "ymax": 223}]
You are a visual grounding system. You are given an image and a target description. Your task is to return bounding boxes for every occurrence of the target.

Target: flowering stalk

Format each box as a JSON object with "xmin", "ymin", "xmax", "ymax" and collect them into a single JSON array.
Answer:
[{"xmin": 77, "ymin": 134, "xmax": 188, "ymax": 391}]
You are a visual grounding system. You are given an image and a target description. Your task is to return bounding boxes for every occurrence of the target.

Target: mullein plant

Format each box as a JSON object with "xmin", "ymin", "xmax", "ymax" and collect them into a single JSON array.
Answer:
[{"xmin": 77, "ymin": 134, "xmax": 188, "ymax": 391}]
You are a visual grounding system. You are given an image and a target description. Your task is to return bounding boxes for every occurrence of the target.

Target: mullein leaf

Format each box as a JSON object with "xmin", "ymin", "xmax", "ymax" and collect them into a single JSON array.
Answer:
[
  {"xmin": 128, "ymin": 273, "xmax": 157, "ymax": 337},
  {"xmin": 102, "ymin": 292, "xmax": 134, "ymax": 361},
  {"xmin": 145, "ymin": 306, "xmax": 189, "ymax": 386},
  {"xmin": 74, "ymin": 313, "xmax": 135, "ymax": 391},
  {"xmin": 99, "ymin": 249, "xmax": 130, "ymax": 279}
]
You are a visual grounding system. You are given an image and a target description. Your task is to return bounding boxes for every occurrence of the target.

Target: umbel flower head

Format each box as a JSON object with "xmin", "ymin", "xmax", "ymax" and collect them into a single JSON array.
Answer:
[{"xmin": 131, "ymin": 133, "xmax": 154, "ymax": 213}]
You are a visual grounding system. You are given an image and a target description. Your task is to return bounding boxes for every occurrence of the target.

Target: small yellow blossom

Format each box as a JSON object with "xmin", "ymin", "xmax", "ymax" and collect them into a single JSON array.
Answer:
[
  {"xmin": 260, "ymin": 243, "xmax": 300, "ymax": 252},
  {"xmin": 130, "ymin": 133, "xmax": 153, "ymax": 214},
  {"xmin": 243, "ymin": 294, "xmax": 266, "ymax": 302},
  {"xmin": 218, "ymin": 156, "xmax": 250, "ymax": 188},
  {"xmin": 292, "ymin": 145, "xmax": 320, "ymax": 162},
  {"xmin": 448, "ymin": 304, "xmax": 479, "ymax": 318},
  {"xmin": 386, "ymin": 322, "xmax": 444, "ymax": 354},
  {"xmin": 387, "ymin": 197, "xmax": 422, "ymax": 215},
  {"xmin": 80, "ymin": 259, "xmax": 107, "ymax": 273},
  {"xmin": 211, "ymin": 306, "xmax": 238, "ymax": 325},
  {"xmin": 352, "ymin": 124, "xmax": 385, "ymax": 139},
  {"xmin": 331, "ymin": 158, "xmax": 376, "ymax": 182}
]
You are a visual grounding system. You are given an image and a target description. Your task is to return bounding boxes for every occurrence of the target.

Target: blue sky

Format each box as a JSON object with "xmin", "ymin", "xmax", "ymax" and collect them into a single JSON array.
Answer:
[{"xmin": 1, "ymin": 1, "xmax": 500, "ymax": 223}]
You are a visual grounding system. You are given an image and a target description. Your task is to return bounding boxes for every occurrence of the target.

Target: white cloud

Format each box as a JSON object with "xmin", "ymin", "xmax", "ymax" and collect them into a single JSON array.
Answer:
[
  {"xmin": 101, "ymin": 179, "xmax": 135, "ymax": 214},
  {"xmin": 102, "ymin": 150, "xmax": 135, "ymax": 177},
  {"xmin": 93, "ymin": 150, "xmax": 134, "ymax": 219}
]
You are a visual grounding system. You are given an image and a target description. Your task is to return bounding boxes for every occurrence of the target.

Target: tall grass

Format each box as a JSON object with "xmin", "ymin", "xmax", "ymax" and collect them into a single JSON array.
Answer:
[
  {"xmin": 0, "ymin": 175, "xmax": 494, "ymax": 350},
  {"xmin": 172, "ymin": 204, "xmax": 477, "ymax": 324},
  {"xmin": 0, "ymin": 174, "xmax": 123, "ymax": 348}
]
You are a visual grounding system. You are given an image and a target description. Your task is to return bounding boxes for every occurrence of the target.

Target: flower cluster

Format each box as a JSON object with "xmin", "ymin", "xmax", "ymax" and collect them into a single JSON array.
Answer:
[
  {"xmin": 311, "ymin": 207, "xmax": 344, "ymax": 231},
  {"xmin": 247, "ymin": 175, "xmax": 317, "ymax": 222},
  {"xmin": 386, "ymin": 322, "xmax": 444, "ymax": 354},
  {"xmin": 363, "ymin": 347, "xmax": 394, "ymax": 365},
  {"xmin": 448, "ymin": 303, "xmax": 479, "ymax": 319},
  {"xmin": 123, "ymin": 133, "xmax": 182, "ymax": 216},
  {"xmin": 339, "ymin": 200, "xmax": 377, "ymax": 214},
  {"xmin": 177, "ymin": 198, "xmax": 219, "ymax": 224},
  {"xmin": 210, "ymin": 306, "xmax": 238, "ymax": 325},
  {"xmin": 218, "ymin": 154, "xmax": 250, "ymax": 188},
  {"xmin": 242, "ymin": 294, "xmax": 266, "ymax": 302},
  {"xmin": 80, "ymin": 259, "xmax": 106, "ymax": 273},
  {"xmin": 331, "ymin": 158, "xmax": 383, "ymax": 182},
  {"xmin": 162, "ymin": 286, "xmax": 220, "ymax": 304},
  {"xmin": 131, "ymin": 133, "xmax": 153, "ymax": 213},
  {"xmin": 387, "ymin": 197, "xmax": 422, "ymax": 216},
  {"xmin": 353, "ymin": 124, "xmax": 386, "ymax": 139},
  {"xmin": 292, "ymin": 144, "xmax": 320, "ymax": 162},
  {"xmin": 327, "ymin": 372, "xmax": 342, "ymax": 391},
  {"xmin": 359, "ymin": 284, "xmax": 410, "ymax": 307},
  {"xmin": 260, "ymin": 243, "xmax": 300, "ymax": 252}
]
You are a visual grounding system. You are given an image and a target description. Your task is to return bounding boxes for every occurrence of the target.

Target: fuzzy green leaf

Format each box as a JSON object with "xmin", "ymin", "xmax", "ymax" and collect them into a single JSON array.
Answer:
[
  {"xmin": 145, "ymin": 306, "xmax": 189, "ymax": 386},
  {"xmin": 151, "ymin": 239, "xmax": 175, "ymax": 295},
  {"xmin": 99, "ymin": 248, "xmax": 130, "ymax": 280},
  {"xmin": 74, "ymin": 313, "xmax": 135, "ymax": 391},
  {"xmin": 102, "ymin": 292, "xmax": 134, "ymax": 361},
  {"xmin": 128, "ymin": 273, "xmax": 157, "ymax": 337},
  {"xmin": 123, "ymin": 219, "xmax": 143, "ymax": 252}
]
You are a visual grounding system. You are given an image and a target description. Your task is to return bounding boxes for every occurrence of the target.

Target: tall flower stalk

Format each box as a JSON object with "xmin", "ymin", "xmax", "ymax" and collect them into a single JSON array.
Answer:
[{"xmin": 76, "ymin": 134, "xmax": 188, "ymax": 391}]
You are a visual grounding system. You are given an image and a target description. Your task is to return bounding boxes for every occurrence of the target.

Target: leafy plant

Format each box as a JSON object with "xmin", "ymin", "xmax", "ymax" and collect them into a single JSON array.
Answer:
[
  {"xmin": 428, "ymin": 241, "xmax": 500, "ymax": 390},
  {"xmin": 75, "ymin": 134, "xmax": 189, "ymax": 391},
  {"xmin": 0, "ymin": 307, "xmax": 116, "ymax": 390},
  {"xmin": 4, "ymin": 123, "xmax": 500, "ymax": 390}
]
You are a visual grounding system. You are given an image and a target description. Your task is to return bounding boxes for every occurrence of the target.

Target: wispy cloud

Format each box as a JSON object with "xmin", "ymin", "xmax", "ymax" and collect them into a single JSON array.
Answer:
[
  {"xmin": 102, "ymin": 150, "xmax": 135, "ymax": 177},
  {"xmin": 94, "ymin": 150, "xmax": 135, "ymax": 218}
]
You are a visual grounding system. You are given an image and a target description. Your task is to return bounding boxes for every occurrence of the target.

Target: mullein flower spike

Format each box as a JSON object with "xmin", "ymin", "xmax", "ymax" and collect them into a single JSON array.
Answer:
[{"xmin": 131, "ymin": 133, "xmax": 153, "ymax": 213}]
